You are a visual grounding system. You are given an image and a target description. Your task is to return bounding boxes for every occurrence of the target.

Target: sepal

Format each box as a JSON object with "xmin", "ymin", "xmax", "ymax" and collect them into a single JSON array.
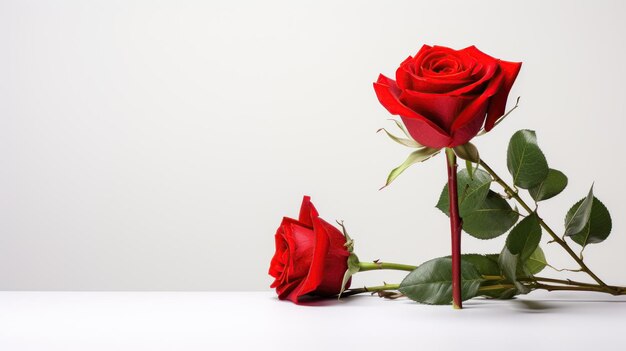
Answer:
[
  {"xmin": 453, "ymin": 142, "xmax": 480, "ymax": 163},
  {"xmin": 381, "ymin": 147, "xmax": 441, "ymax": 189},
  {"xmin": 336, "ymin": 221, "xmax": 361, "ymax": 298}
]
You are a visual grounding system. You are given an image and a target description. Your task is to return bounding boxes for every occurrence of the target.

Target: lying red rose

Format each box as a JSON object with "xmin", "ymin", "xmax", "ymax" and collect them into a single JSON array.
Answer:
[
  {"xmin": 269, "ymin": 196, "xmax": 350, "ymax": 303},
  {"xmin": 374, "ymin": 45, "xmax": 522, "ymax": 148}
]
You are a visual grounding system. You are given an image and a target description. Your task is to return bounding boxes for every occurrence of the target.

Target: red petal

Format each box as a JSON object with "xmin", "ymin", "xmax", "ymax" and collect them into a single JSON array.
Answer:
[
  {"xmin": 268, "ymin": 229, "xmax": 286, "ymax": 279},
  {"xmin": 446, "ymin": 59, "xmax": 497, "ymax": 96},
  {"xmin": 300, "ymin": 218, "xmax": 350, "ymax": 299},
  {"xmin": 419, "ymin": 47, "xmax": 473, "ymax": 80},
  {"xmin": 277, "ymin": 280, "xmax": 301, "ymax": 302},
  {"xmin": 397, "ymin": 65, "xmax": 473, "ymax": 94},
  {"xmin": 449, "ymin": 67, "xmax": 505, "ymax": 138},
  {"xmin": 374, "ymin": 75, "xmax": 451, "ymax": 148},
  {"xmin": 316, "ymin": 220, "xmax": 350, "ymax": 295},
  {"xmin": 318, "ymin": 218, "xmax": 349, "ymax": 254},
  {"xmin": 297, "ymin": 195, "xmax": 318, "ymax": 228},
  {"xmin": 457, "ymin": 46, "xmax": 522, "ymax": 131},
  {"xmin": 460, "ymin": 45, "xmax": 496, "ymax": 63},
  {"xmin": 448, "ymin": 102, "xmax": 488, "ymax": 147},
  {"xmin": 409, "ymin": 45, "xmax": 432, "ymax": 77},
  {"xmin": 283, "ymin": 216, "xmax": 331, "ymax": 303},
  {"xmin": 398, "ymin": 116, "xmax": 451, "ymax": 148},
  {"xmin": 400, "ymin": 89, "xmax": 475, "ymax": 132},
  {"xmin": 285, "ymin": 223, "xmax": 316, "ymax": 282},
  {"xmin": 484, "ymin": 60, "xmax": 522, "ymax": 131},
  {"xmin": 395, "ymin": 56, "xmax": 415, "ymax": 90}
]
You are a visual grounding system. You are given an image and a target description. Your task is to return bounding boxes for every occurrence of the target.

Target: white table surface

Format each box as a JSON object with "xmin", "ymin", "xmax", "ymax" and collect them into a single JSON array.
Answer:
[{"xmin": 0, "ymin": 291, "xmax": 624, "ymax": 350}]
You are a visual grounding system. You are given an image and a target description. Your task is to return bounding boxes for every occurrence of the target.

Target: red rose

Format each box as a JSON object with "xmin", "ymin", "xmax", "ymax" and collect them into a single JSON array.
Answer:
[
  {"xmin": 269, "ymin": 196, "xmax": 350, "ymax": 303},
  {"xmin": 374, "ymin": 45, "xmax": 522, "ymax": 148}
]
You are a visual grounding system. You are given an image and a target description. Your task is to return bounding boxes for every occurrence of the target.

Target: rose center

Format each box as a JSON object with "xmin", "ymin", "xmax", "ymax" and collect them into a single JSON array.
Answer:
[{"xmin": 430, "ymin": 57, "xmax": 461, "ymax": 74}]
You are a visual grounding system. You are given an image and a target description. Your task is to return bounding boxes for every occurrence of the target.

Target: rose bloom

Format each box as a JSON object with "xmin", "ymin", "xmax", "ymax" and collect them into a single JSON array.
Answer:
[
  {"xmin": 269, "ymin": 196, "xmax": 350, "ymax": 304},
  {"xmin": 374, "ymin": 45, "xmax": 522, "ymax": 148}
]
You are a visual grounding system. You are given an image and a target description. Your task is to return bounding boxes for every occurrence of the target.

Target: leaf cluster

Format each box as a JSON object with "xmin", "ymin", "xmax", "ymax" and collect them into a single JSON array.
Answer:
[{"xmin": 400, "ymin": 129, "xmax": 612, "ymax": 304}]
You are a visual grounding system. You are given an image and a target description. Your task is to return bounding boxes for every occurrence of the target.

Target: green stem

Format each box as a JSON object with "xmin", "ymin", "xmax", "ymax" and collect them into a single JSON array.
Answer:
[
  {"xmin": 479, "ymin": 160, "xmax": 617, "ymax": 295},
  {"xmin": 482, "ymin": 275, "xmax": 504, "ymax": 281},
  {"xmin": 358, "ymin": 261, "xmax": 417, "ymax": 272},
  {"xmin": 528, "ymin": 277, "xmax": 602, "ymax": 287},
  {"xmin": 528, "ymin": 277, "xmax": 626, "ymax": 293},
  {"xmin": 482, "ymin": 275, "xmax": 626, "ymax": 294},
  {"xmin": 532, "ymin": 283, "xmax": 626, "ymax": 294},
  {"xmin": 479, "ymin": 284, "xmax": 515, "ymax": 292},
  {"xmin": 480, "ymin": 282, "xmax": 625, "ymax": 295},
  {"xmin": 342, "ymin": 283, "xmax": 401, "ymax": 297}
]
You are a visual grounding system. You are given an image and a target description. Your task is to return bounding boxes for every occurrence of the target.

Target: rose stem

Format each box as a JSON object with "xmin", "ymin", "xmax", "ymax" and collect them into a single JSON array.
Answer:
[
  {"xmin": 341, "ymin": 283, "xmax": 401, "ymax": 297},
  {"xmin": 445, "ymin": 148, "xmax": 463, "ymax": 309},
  {"xmin": 358, "ymin": 261, "xmax": 417, "ymax": 272},
  {"xmin": 485, "ymin": 275, "xmax": 626, "ymax": 292},
  {"xmin": 530, "ymin": 283, "xmax": 626, "ymax": 294},
  {"xmin": 478, "ymin": 159, "xmax": 617, "ymax": 295}
]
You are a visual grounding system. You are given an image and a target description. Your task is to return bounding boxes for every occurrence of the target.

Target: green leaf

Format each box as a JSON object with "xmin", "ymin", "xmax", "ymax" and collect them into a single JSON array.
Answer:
[
  {"xmin": 399, "ymin": 257, "xmax": 484, "ymax": 305},
  {"xmin": 529, "ymin": 169, "xmax": 568, "ymax": 202},
  {"xmin": 564, "ymin": 185, "xmax": 594, "ymax": 237},
  {"xmin": 461, "ymin": 254, "xmax": 500, "ymax": 276},
  {"xmin": 377, "ymin": 128, "xmax": 422, "ymax": 148},
  {"xmin": 436, "ymin": 168, "xmax": 492, "ymax": 216},
  {"xmin": 460, "ymin": 254, "xmax": 523, "ymax": 299},
  {"xmin": 505, "ymin": 213, "xmax": 542, "ymax": 263},
  {"xmin": 453, "ymin": 142, "xmax": 480, "ymax": 163},
  {"xmin": 498, "ymin": 247, "xmax": 517, "ymax": 282},
  {"xmin": 461, "ymin": 191, "xmax": 519, "ymax": 239},
  {"xmin": 460, "ymin": 254, "xmax": 507, "ymax": 299},
  {"xmin": 565, "ymin": 196, "xmax": 612, "ymax": 247},
  {"xmin": 381, "ymin": 147, "xmax": 440, "ymax": 189},
  {"xmin": 494, "ymin": 288, "xmax": 522, "ymax": 300},
  {"xmin": 498, "ymin": 247, "xmax": 530, "ymax": 294},
  {"xmin": 506, "ymin": 130, "xmax": 549, "ymax": 189},
  {"xmin": 500, "ymin": 223, "xmax": 545, "ymax": 293},
  {"xmin": 524, "ymin": 246, "xmax": 547, "ymax": 275}
]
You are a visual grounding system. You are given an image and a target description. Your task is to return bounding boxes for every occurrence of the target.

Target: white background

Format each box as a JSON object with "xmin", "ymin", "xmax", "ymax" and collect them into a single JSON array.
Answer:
[{"xmin": 1, "ymin": 0, "xmax": 625, "ymax": 291}]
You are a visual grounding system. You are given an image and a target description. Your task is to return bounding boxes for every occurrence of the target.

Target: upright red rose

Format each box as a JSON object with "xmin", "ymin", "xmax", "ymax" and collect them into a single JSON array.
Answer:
[
  {"xmin": 374, "ymin": 45, "xmax": 522, "ymax": 148},
  {"xmin": 269, "ymin": 196, "xmax": 350, "ymax": 304}
]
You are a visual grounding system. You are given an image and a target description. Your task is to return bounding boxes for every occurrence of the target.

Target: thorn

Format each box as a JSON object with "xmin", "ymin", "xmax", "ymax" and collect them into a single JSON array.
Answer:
[{"xmin": 373, "ymin": 259, "xmax": 380, "ymax": 263}]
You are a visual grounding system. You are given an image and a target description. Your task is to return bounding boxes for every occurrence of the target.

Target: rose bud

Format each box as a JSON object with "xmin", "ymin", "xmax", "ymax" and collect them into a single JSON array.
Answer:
[{"xmin": 374, "ymin": 45, "xmax": 522, "ymax": 148}]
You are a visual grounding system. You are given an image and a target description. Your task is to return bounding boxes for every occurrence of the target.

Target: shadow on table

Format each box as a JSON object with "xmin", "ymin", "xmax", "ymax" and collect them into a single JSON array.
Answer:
[
  {"xmin": 409, "ymin": 295, "xmax": 626, "ymax": 313},
  {"xmin": 269, "ymin": 293, "xmax": 626, "ymax": 310},
  {"xmin": 509, "ymin": 297, "xmax": 626, "ymax": 313}
]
